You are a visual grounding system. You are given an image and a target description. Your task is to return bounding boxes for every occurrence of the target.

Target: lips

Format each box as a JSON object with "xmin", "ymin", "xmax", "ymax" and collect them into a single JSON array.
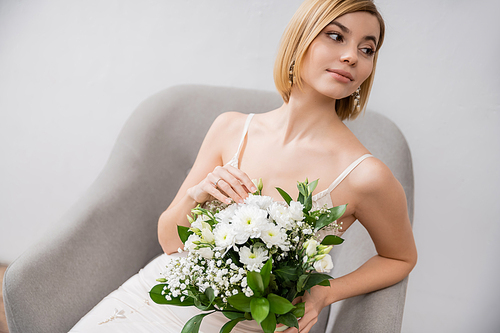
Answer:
[{"xmin": 326, "ymin": 69, "xmax": 354, "ymax": 81}]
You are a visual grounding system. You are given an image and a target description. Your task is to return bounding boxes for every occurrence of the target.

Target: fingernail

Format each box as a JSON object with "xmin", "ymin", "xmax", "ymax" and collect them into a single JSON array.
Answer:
[
  {"xmin": 251, "ymin": 187, "xmax": 257, "ymax": 192},
  {"xmin": 226, "ymin": 198, "xmax": 232, "ymax": 204},
  {"xmin": 238, "ymin": 199, "xmax": 243, "ymax": 204}
]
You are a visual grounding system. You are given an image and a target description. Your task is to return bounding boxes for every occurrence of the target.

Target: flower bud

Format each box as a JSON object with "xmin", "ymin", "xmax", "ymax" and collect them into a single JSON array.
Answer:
[
  {"xmin": 317, "ymin": 245, "xmax": 333, "ymax": 255},
  {"xmin": 313, "ymin": 254, "xmax": 326, "ymax": 261}
]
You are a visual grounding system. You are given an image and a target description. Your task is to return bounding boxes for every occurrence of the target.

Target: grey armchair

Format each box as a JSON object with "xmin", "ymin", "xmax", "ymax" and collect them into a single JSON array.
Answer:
[{"xmin": 3, "ymin": 85, "xmax": 413, "ymax": 333}]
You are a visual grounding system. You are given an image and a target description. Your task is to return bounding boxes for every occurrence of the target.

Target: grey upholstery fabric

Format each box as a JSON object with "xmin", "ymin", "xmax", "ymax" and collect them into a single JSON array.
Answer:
[{"xmin": 3, "ymin": 85, "xmax": 413, "ymax": 333}]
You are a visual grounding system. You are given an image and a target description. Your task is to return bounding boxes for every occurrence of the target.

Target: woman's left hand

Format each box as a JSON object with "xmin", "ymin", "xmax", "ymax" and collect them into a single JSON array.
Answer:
[{"xmin": 281, "ymin": 285, "xmax": 331, "ymax": 333}]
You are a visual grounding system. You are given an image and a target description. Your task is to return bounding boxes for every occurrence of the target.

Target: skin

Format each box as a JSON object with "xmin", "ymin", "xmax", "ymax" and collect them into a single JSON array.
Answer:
[{"xmin": 158, "ymin": 11, "xmax": 417, "ymax": 333}]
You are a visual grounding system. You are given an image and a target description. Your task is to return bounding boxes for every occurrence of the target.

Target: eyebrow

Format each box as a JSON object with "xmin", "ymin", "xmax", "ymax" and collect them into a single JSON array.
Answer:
[{"xmin": 328, "ymin": 21, "xmax": 378, "ymax": 46}]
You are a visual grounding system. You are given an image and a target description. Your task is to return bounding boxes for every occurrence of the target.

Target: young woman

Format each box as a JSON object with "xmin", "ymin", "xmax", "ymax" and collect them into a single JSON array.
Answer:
[{"xmin": 70, "ymin": 0, "xmax": 417, "ymax": 332}]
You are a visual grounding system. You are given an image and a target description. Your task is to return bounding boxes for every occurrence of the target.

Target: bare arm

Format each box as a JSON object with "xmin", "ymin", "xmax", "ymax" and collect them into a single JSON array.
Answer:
[
  {"xmin": 158, "ymin": 112, "xmax": 257, "ymax": 254},
  {"xmin": 287, "ymin": 158, "xmax": 417, "ymax": 333}
]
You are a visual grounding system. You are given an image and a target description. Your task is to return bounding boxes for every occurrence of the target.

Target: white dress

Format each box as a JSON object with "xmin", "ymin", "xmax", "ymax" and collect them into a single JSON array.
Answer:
[{"xmin": 69, "ymin": 113, "xmax": 373, "ymax": 333}]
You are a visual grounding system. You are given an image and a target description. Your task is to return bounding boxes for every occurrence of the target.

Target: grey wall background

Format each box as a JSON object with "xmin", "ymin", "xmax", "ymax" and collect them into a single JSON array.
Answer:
[{"xmin": 1, "ymin": 0, "xmax": 499, "ymax": 332}]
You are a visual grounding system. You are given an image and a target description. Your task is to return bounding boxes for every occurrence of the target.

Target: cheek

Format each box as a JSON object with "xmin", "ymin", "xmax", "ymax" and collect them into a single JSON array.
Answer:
[{"xmin": 358, "ymin": 61, "xmax": 374, "ymax": 83}]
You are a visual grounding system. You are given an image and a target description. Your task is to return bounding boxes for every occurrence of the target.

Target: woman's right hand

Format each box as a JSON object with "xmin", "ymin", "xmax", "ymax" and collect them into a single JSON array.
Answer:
[{"xmin": 186, "ymin": 165, "xmax": 257, "ymax": 205}]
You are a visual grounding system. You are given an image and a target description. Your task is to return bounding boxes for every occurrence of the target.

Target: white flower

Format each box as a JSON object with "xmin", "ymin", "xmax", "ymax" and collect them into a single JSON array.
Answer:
[
  {"xmin": 244, "ymin": 194, "xmax": 274, "ymax": 210},
  {"xmin": 260, "ymin": 223, "xmax": 287, "ymax": 249},
  {"xmin": 289, "ymin": 201, "xmax": 305, "ymax": 221},
  {"xmin": 239, "ymin": 245, "xmax": 269, "ymax": 271},
  {"xmin": 215, "ymin": 203, "xmax": 239, "ymax": 224},
  {"xmin": 184, "ymin": 234, "xmax": 201, "ymax": 252},
  {"xmin": 201, "ymin": 227, "xmax": 215, "ymax": 243},
  {"xmin": 269, "ymin": 202, "xmax": 293, "ymax": 228},
  {"xmin": 198, "ymin": 247, "xmax": 214, "ymax": 259},
  {"xmin": 303, "ymin": 239, "xmax": 318, "ymax": 257},
  {"xmin": 213, "ymin": 223, "xmax": 236, "ymax": 249},
  {"xmin": 231, "ymin": 205, "xmax": 269, "ymax": 244},
  {"xmin": 313, "ymin": 254, "xmax": 334, "ymax": 273}
]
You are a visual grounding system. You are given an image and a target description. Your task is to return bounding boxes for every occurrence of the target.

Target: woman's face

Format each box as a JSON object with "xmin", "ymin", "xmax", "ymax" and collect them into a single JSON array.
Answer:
[{"xmin": 299, "ymin": 11, "xmax": 380, "ymax": 100}]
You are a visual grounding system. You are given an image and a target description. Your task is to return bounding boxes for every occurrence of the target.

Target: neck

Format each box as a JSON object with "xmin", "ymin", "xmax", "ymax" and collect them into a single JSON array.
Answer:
[{"xmin": 273, "ymin": 84, "xmax": 344, "ymax": 145}]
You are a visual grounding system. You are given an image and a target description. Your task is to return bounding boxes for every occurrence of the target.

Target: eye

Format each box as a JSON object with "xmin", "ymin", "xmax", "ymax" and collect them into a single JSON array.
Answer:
[
  {"xmin": 326, "ymin": 32, "xmax": 343, "ymax": 42},
  {"xmin": 360, "ymin": 47, "xmax": 375, "ymax": 56}
]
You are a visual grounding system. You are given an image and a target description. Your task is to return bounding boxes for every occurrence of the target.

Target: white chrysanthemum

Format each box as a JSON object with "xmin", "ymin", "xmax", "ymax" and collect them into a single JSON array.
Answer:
[
  {"xmin": 215, "ymin": 203, "xmax": 239, "ymax": 224},
  {"xmin": 260, "ymin": 223, "xmax": 287, "ymax": 249},
  {"xmin": 313, "ymin": 254, "xmax": 333, "ymax": 273},
  {"xmin": 231, "ymin": 205, "xmax": 269, "ymax": 244},
  {"xmin": 244, "ymin": 194, "xmax": 274, "ymax": 210},
  {"xmin": 269, "ymin": 202, "xmax": 293, "ymax": 228},
  {"xmin": 239, "ymin": 245, "xmax": 269, "ymax": 271},
  {"xmin": 289, "ymin": 201, "xmax": 305, "ymax": 221},
  {"xmin": 213, "ymin": 223, "xmax": 236, "ymax": 249}
]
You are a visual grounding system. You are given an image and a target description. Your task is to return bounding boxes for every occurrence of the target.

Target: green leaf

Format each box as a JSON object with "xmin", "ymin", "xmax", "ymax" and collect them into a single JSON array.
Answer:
[
  {"xmin": 291, "ymin": 302, "xmax": 305, "ymax": 318},
  {"xmin": 318, "ymin": 279, "xmax": 331, "ymax": 286},
  {"xmin": 275, "ymin": 187, "xmax": 292, "ymax": 205},
  {"xmin": 177, "ymin": 225, "xmax": 191, "ymax": 244},
  {"xmin": 260, "ymin": 311, "xmax": 277, "ymax": 333},
  {"xmin": 304, "ymin": 195, "xmax": 312, "ymax": 212},
  {"xmin": 260, "ymin": 259, "xmax": 272, "ymax": 289},
  {"xmin": 227, "ymin": 293, "xmax": 252, "ymax": 312},
  {"xmin": 277, "ymin": 312, "xmax": 299, "ymax": 330},
  {"xmin": 321, "ymin": 235, "xmax": 345, "ymax": 245},
  {"xmin": 297, "ymin": 192, "xmax": 305, "ymax": 205},
  {"xmin": 220, "ymin": 317, "xmax": 246, "ymax": 333},
  {"xmin": 297, "ymin": 182, "xmax": 308, "ymax": 198},
  {"xmin": 181, "ymin": 312, "xmax": 213, "ymax": 333},
  {"xmin": 149, "ymin": 284, "xmax": 195, "ymax": 306},
  {"xmin": 314, "ymin": 204, "xmax": 347, "ymax": 231},
  {"xmin": 274, "ymin": 266, "xmax": 299, "ymax": 283},
  {"xmin": 267, "ymin": 293, "xmax": 295, "ymax": 315},
  {"xmin": 308, "ymin": 179, "xmax": 319, "ymax": 193},
  {"xmin": 297, "ymin": 274, "xmax": 309, "ymax": 292},
  {"xmin": 250, "ymin": 297, "xmax": 270, "ymax": 324},
  {"xmin": 222, "ymin": 311, "xmax": 246, "ymax": 320},
  {"xmin": 247, "ymin": 271, "xmax": 265, "ymax": 295},
  {"xmin": 205, "ymin": 287, "xmax": 215, "ymax": 304},
  {"xmin": 328, "ymin": 204, "xmax": 348, "ymax": 221},
  {"xmin": 194, "ymin": 302, "xmax": 215, "ymax": 311},
  {"xmin": 303, "ymin": 273, "xmax": 332, "ymax": 291}
]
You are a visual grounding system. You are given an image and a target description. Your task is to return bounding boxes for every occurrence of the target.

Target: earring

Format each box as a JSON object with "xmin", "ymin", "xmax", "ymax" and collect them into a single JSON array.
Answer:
[
  {"xmin": 288, "ymin": 61, "xmax": 295, "ymax": 84},
  {"xmin": 352, "ymin": 87, "xmax": 361, "ymax": 112}
]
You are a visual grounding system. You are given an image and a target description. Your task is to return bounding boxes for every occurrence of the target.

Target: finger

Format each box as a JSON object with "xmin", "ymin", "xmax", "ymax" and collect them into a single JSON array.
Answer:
[
  {"xmin": 214, "ymin": 179, "xmax": 244, "ymax": 203},
  {"xmin": 294, "ymin": 306, "xmax": 319, "ymax": 333},
  {"xmin": 297, "ymin": 317, "xmax": 317, "ymax": 333},
  {"xmin": 225, "ymin": 165, "xmax": 258, "ymax": 193},
  {"xmin": 212, "ymin": 167, "xmax": 248, "ymax": 202},
  {"xmin": 202, "ymin": 177, "xmax": 232, "ymax": 204},
  {"xmin": 282, "ymin": 326, "xmax": 298, "ymax": 333}
]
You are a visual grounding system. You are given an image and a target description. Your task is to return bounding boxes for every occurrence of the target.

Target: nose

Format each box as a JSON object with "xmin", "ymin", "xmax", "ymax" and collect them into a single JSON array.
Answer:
[{"xmin": 340, "ymin": 46, "xmax": 358, "ymax": 66}]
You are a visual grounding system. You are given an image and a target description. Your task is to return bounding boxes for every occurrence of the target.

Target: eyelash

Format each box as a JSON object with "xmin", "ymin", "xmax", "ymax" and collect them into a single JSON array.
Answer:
[{"xmin": 326, "ymin": 32, "xmax": 375, "ymax": 56}]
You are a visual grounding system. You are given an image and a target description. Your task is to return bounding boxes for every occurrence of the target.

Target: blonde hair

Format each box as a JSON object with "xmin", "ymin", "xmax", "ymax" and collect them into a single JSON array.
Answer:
[{"xmin": 273, "ymin": 0, "xmax": 385, "ymax": 121}]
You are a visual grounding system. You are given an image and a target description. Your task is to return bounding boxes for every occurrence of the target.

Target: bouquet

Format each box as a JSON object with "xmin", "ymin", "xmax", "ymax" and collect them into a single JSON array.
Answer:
[{"xmin": 150, "ymin": 179, "xmax": 346, "ymax": 333}]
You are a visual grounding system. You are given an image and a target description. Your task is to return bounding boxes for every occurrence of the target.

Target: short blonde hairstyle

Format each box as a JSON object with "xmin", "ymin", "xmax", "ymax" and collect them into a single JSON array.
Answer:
[{"xmin": 273, "ymin": 0, "xmax": 385, "ymax": 121}]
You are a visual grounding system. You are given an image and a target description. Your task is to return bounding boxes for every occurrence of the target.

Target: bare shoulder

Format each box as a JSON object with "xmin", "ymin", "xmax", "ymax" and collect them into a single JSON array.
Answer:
[
  {"xmin": 210, "ymin": 111, "xmax": 248, "ymax": 131},
  {"xmin": 347, "ymin": 157, "xmax": 402, "ymax": 197},
  {"xmin": 206, "ymin": 111, "xmax": 249, "ymax": 141},
  {"xmin": 205, "ymin": 111, "xmax": 253, "ymax": 161}
]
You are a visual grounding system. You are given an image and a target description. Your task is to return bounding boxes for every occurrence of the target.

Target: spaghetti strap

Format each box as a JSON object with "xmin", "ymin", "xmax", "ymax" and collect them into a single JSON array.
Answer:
[
  {"xmin": 312, "ymin": 154, "xmax": 374, "ymax": 202},
  {"xmin": 326, "ymin": 154, "xmax": 374, "ymax": 193},
  {"xmin": 227, "ymin": 113, "xmax": 255, "ymax": 168}
]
